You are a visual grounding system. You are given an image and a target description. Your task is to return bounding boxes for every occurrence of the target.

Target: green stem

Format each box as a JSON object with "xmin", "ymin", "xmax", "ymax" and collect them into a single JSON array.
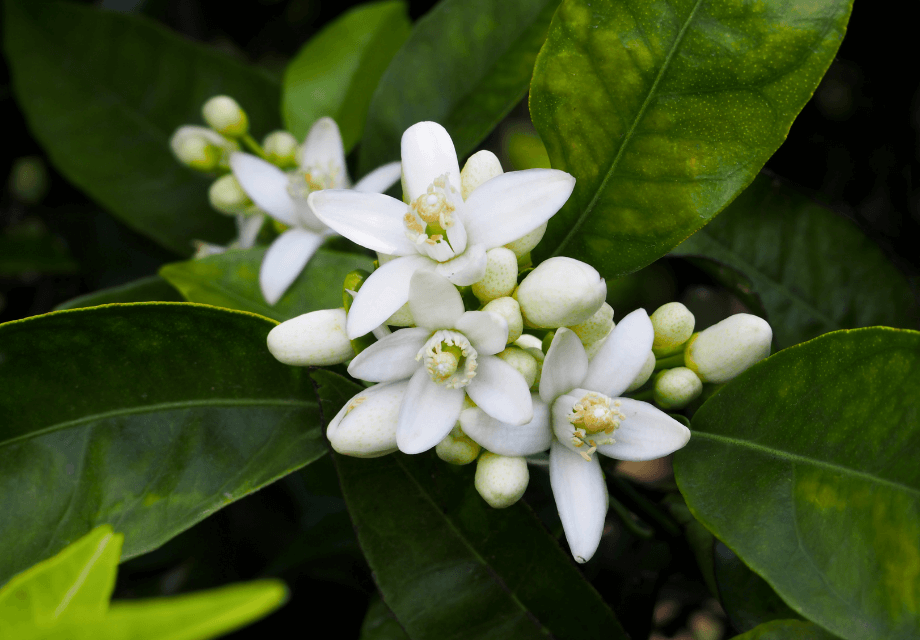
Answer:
[
  {"xmin": 240, "ymin": 133, "xmax": 270, "ymax": 161},
  {"xmin": 610, "ymin": 476, "xmax": 681, "ymax": 537},
  {"xmin": 654, "ymin": 352, "xmax": 685, "ymax": 371},
  {"xmin": 607, "ymin": 494, "xmax": 654, "ymax": 539}
]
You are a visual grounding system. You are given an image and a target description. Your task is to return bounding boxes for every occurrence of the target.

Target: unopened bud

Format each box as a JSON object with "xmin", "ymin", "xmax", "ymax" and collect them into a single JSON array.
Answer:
[
  {"xmin": 208, "ymin": 174, "xmax": 253, "ymax": 215},
  {"xmin": 504, "ymin": 223, "xmax": 547, "ymax": 260},
  {"xmin": 482, "ymin": 297, "xmax": 523, "ymax": 344},
  {"xmin": 436, "ymin": 425, "xmax": 481, "ymax": 465},
  {"xmin": 514, "ymin": 334, "xmax": 545, "ymax": 389},
  {"xmin": 386, "ymin": 302, "xmax": 414, "ymax": 327},
  {"xmin": 202, "ymin": 95, "xmax": 248, "ymax": 137},
  {"xmin": 474, "ymin": 452, "xmax": 529, "ymax": 508},
  {"xmin": 515, "ymin": 257, "xmax": 606, "ymax": 328},
  {"xmin": 460, "ymin": 150, "xmax": 503, "ymax": 199},
  {"xmin": 472, "ymin": 247, "xmax": 518, "ymax": 303},
  {"xmin": 170, "ymin": 126, "xmax": 234, "ymax": 172},
  {"xmin": 267, "ymin": 308, "xmax": 353, "ymax": 366},
  {"xmin": 685, "ymin": 314, "xmax": 772, "ymax": 383},
  {"xmin": 263, "ymin": 130, "xmax": 299, "ymax": 168},
  {"xmin": 625, "ymin": 351, "xmax": 656, "ymax": 392},
  {"xmin": 569, "ymin": 302, "xmax": 614, "ymax": 346},
  {"xmin": 651, "ymin": 302, "xmax": 695, "ymax": 356},
  {"xmin": 496, "ymin": 346, "xmax": 538, "ymax": 388},
  {"xmin": 327, "ymin": 382, "xmax": 405, "ymax": 458},
  {"xmin": 653, "ymin": 367, "xmax": 703, "ymax": 409}
]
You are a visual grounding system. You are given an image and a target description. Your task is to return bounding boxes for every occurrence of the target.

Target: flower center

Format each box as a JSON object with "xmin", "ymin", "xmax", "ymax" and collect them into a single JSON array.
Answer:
[
  {"xmin": 568, "ymin": 392, "xmax": 624, "ymax": 461},
  {"xmin": 404, "ymin": 174, "xmax": 458, "ymax": 253},
  {"xmin": 417, "ymin": 330, "xmax": 478, "ymax": 389},
  {"xmin": 287, "ymin": 163, "xmax": 340, "ymax": 200}
]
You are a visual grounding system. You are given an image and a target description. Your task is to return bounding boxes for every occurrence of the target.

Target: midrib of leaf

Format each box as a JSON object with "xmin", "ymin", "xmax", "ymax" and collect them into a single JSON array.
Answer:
[
  {"xmin": 0, "ymin": 398, "xmax": 315, "ymax": 449},
  {"xmin": 548, "ymin": 0, "xmax": 706, "ymax": 259}
]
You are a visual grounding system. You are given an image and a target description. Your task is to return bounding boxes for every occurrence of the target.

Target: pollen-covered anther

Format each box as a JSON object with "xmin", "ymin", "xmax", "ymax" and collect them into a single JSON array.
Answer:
[
  {"xmin": 417, "ymin": 330, "xmax": 478, "ymax": 389},
  {"xmin": 568, "ymin": 392, "xmax": 621, "ymax": 461},
  {"xmin": 344, "ymin": 396, "xmax": 366, "ymax": 416}
]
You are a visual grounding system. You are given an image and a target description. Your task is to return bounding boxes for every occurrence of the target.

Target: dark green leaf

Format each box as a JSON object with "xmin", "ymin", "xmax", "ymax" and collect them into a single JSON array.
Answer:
[
  {"xmin": 674, "ymin": 328, "xmax": 920, "ymax": 640},
  {"xmin": 0, "ymin": 220, "xmax": 77, "ymax": 275},
  {"xmin": 0, "ymin": 303, "xmax": 324, "ymax": 587},
  {"xmin": 360, "ymin": 596, "xmax": 410, "ymax": 640},
  {"xmin": 54, "ymin": 276, "xmax": 184, "ymax": 311},
  {"xmin": 4, "ymin": 0, "xmax": 281, "ymax": 255},
  {"xmin": 531, "ymin": 0, "xmax": 853, "ymax": 278},
  {"xmin": 358, "ymin": 0, "xmax": 559, "ymax": 173},
  {"xmin": 282, "ymin": 1, "xmax": 410, "ymax": 151},
  {"xmin": 671, "ymin": 174, "xmax": 918, "ymax": 348},
  {"xmin": 335, "ymin": 450, "xmax": 627, "ymax": 640},
  {"xmin": 733, "ymin": 620, "xmax": 843, "ymax": 640},
  {"xmin": 159, "ymin": 247, "xmax": 373, "ymax": 321}
]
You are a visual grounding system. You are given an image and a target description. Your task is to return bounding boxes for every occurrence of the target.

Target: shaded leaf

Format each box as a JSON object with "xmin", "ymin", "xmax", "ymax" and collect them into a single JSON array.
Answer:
[
  {"xmin": 0, "ymin": 220, "xmax": 77, "ymax": 275},
  {"xmin": 54, "ymin": 277, "xmax": 183, "ymax": 311},
  {"xmin": 360, "ymin": 596, "xmax": 410, "ymax": 640},
  {"xmin": 674, "ymin": 328, "xmax": 920, "ymax": 640},
  {"xmin": 733, "ymin": 620, "xmax": 843, "ymax": 640},
  {"xmin": 531, "ymin": 0, "xmax": 853, "ymax": 278}
]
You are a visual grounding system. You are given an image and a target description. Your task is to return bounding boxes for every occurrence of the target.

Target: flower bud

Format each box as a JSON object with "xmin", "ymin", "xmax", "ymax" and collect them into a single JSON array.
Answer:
[
  {"xmin": 626, "ymin": 352, "xmax": 656, "ymax": 392},
  {"xmin": 263, "ymin": 130, "xmax": 299, "ymax": 168},
  {"xmin": 651, "ymin": 302, "xmax": 695, "ymax": 356},
  {"xmin": 267, "ymin": 308, "xmax": 353, "ymax": 366},
  {"xmin": 9, "ymin": 156, "xmax": 49, "ymax": 204},
  {"xmin": 436, "ymin": 425, "xmax": 481, "ymax": 465},
  {"xmin": 202, "ymin": 95, "xmax": 248, "ymax": 137},
  {"xmin": 170, "ymin": 126, "xmax": 234, "ymax": 172},
  {"xmin": 386, "ymin": 302, "xmax": 414, "ymax": 327},
  {"xmin": 460, "ymin": 150, "xmax": 503, "ymax": 199},
  {"xmin": 474, "ymin": 452, "xmax": 529, "ymax": 508},
  {"xmin": 653, "ymin": 367, "xmax": 703, "ymax": 409},
  {"xmin": 504, "ymin": 223, "xmax": 547, "ymax": 260},
  {"xmin": 472, "ymin": 247, "xmax": 518, "ymax": 303},
  {"xmin": 482, "ymin": 297, "xmax": 523, "ymax": 344},
  {"xmin": 569, "ymin": 302, "xmax": 614, "ymax": 346},
  {"xmin": 515, "ymin": 257, "xmax": 606, "ymax": 328},
  {"xmin": 496, "ymin": 346, "xmax": 538, "ymax": 388},
  {"xmin": 327, "ymin": 382, "xmax": 405, "ymax": 458},
  {"xmin": 208, "ymin": 174, "xmax": 253, "ymax": 215},
  {"xmin": 514, "ymin": 334, "xmax": 545, "ymax": 388},
  {"xmin": 684, "ymin": 314, "xmax": 772, "ymax": 383}
]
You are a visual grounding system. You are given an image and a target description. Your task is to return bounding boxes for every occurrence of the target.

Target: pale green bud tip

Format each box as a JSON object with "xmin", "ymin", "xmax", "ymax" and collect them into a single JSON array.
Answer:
[
  {"xmin": 685, "ymin": 314, "xmax": 772, "ymax": 384},
  {"xmin": 474, "ymin": 452, "xmax": 529, "ymax": 509},
  {"xmin": 569, "ymin": 302, "xmax": 614, "ymax": 346},
  {"xmin": 170, "ymin": 126, "xmax": 223, "ymax": 171},
  {"xmin": 504, "ymin": 223, "xmax": 547, "ymax": 259},
  {"xmin": 496, "ymin": 346, "xmax": 538, "ymax": 388},
  {"xmin": 202, "ymin": 95, "xmax": 248, "ymax": 137},
  {"xmin": 436, "ymin": 426, "xmax": 481, "ymax": 465},
  {"xmin": 482, "ymin": 297, "xmax": 523, "ymax": 344},
  {"xmin": 626, "ymin": 351, "xmax": 656, "ymax": 393},
  {"xmin": 472, "ymin": 247, "xmax": 518, "ymax": 303},
  {"xmin": 651, "ymin": 302, "xmax": 695, "ymax": 352},
  {"xmin": 263, "ymin": 130, "xmax": 299, "ymax": 166},
  {"xmin": 267, "ymin": 308, "xmax": 353, "ymax": 366},
  {"xmin": 653, "ymin": 367, "xmax": 702, "ymax": 410},
  {"xmin": 460, "ymin": 150, "xmax": 503, "ymax": 200},
  {"xmin": 208, "ymin": 174, "xmax": 252, "ymax": 215},
  {"xmin": 327, "ymin": 384, "xmax": 401, "ymax": 458},
  {"xmin": 515, "ymin": 257, "xmax": 606, "ymax": 328}
]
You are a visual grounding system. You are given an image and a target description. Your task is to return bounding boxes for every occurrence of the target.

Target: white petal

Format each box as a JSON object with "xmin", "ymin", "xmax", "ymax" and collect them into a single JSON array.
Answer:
[
  {"xmin": 396, "ymin": 367, "xmax": 465, "ymax": 454},
  {"xmin": 401, "ymin": 122, "xmax": 461, "ymax": 200},
  {"xmin": 459, "ymin": 396, "xmax": 551, "ymax": 456},
  {"xmin": 539, "ymin": 328, "xmax": 589, "ymax": 404},
  {"xmin": 347, "ymin": 327, "xmax": 429, "ymax": 382},
  {"xmin": 259, "ymin": 228, "xmax": 325, "ymax": 305},
  {"xmin": 230, "ymin": 152, "xmax": 296, "ymax": 225},
  {"xmin": 445, "ymin": 211, "xmax": 468, "ymax": 255},
  {"xmin": 408, "ymin": 270, "xmax": 465, "ymax": 330},
  {"xmin": 295, "ymin": 198, "xmax": 326, "ymax": 232},
  {"xmin": 435, "ymin": 243, "xmax": 487, "ymax": 286},
  {"xmin": 465, "ymin": 355, "xmax": 533, "ymax": 426},
  {"xmin": 354, "ymin": 161, "xmax": 402, "ymax": 193},
  {"xmin": 308, "ymin": 190, "xmax": 416, "ymax": 256},
  {"xmin": 595, "ymin": 398, "xmax": 691, "ymax": 461},
  {"xmin": 582, "ymin": 309, "xmax": 654, "ymax": 397},
  {"xmin": 327, "ymin": 381, "xmax": 408, "ymax": 458},
  {"xmin": 454, "ymin": 311, "xmax": 507, "ymax": 356},
  {"xmin": 299, "ymin": 117, "xmax": 349, "ymax": 187},
  {"xmin": 550, "ymin": 441, "xmax": 606, "ymax": 564},
  {"xmin": 347, "ymin": 254, "xmax": 432, "ymax": 339},
  {"xmin": 463, "ymin": 169, "xmax": 575, "ymax": 248},
  {"xmin": 236, "ymin": 213, "xmax": 264, "ymax": 249}
]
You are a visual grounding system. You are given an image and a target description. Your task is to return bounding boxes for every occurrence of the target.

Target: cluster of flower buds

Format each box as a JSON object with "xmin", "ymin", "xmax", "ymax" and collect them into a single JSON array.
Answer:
[{"xmin": 265, "ymin": 121, "xmax": 775, "ymax": 564}]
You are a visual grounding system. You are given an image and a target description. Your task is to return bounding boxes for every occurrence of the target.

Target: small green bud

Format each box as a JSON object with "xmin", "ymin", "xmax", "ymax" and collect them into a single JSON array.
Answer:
[
  {"xmin": 170, "ymin": 125, "xmax": 234, "ymax": 172},
  {"xmin": 263, "ymin": 130, "xmax": 299, "ymax": 168},
  {"xmin": 208, "ymin": 174, "xmax": 253, "ymax": 215},
  {"xmin": 460, "ymin": 150, "xmax": 503, "ymax": 199},
  {"xmin": 504, "ymin": 223, "xmax": 547, "ymax": 259},
  {"xmin": 9, "ymin": 156, "xmax": 49, "ymax": 204},
  {"xmin": 472, "ymin": 247, "xmax": 519, "ymax": 303},
  {"xmin": 653, "ymin": 367, "xmax": 703, "ymax": 410},
  {"xmin": 436, "ymin": 425, "xmax": 481, "ymax": 465},
  {"xmin": 684, "ymin": 314, "xmax": 772, "ymax": 383},
  {"xmin": 342, "ymin": 270, "xmax": 370, "ymax": 313},
  {"xmin": 626, "ymin": 351, "xmax": 656, "ymax": 393},
  {"xmin": 202, "ymin": 95, "xmax": 248, "ymax": 137},
  {"xmin": 495, "ymin": 346, "xmax": 539, "ymax": 388},
  {"xmin": 651, "ymin": 302, "xmax": 695, "ymax": 356},
  {"xmin": 569, "ymin": 302, "xmax": 614, "ymax": 346},
  {"xmin": 474, "ymin": 452, "xmax": 529, "ymax": 509},
  {"xmin": 482, "ymin": 297, "xmax": 523, "ymax": 344}
]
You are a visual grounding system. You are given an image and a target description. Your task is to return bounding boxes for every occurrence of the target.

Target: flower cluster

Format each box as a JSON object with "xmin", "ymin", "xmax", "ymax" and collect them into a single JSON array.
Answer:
[{"xmin": 263, "ymin": 121, "xmax": 774, "ymax": 564}]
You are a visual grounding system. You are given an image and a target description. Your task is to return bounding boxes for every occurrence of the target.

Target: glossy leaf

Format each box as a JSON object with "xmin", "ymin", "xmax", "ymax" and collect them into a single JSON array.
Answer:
[
  {"xmin": 282, "ymin": 1, "xmax": 410, "ymax": 150},
  {"xmin": 335, "ymin": 451, "xmax": 627, "ymax": 640},
  {"xmin": 159, "ymin": 247, "xmax": 373, "ymax": 322},
  {"xmin": 360, "ymin": 596, "xmax": 410, "ymax": 640},
  {"xmin": 672, "ymin": 174, "xmax": 918, "ymax": 348},
  {"xmin": 0, "ymin": 526, "xmax": 121, "ymax": 630},
  {"xmin": 358, "ymin": 0, "xmax": 559, "ymax": 173},
  {"xmin": 4, "ymin": 0, "xmax": 281, "ymax": 255},
  {"xmin": 0, "ymin": 304, "xmax": 323, "ymax": 587},
  {"xmin": 531, "ymin": 0, "xmax": 853, "ymax": 278},
  {"xmin": 674, "ymin": 328, "xmax": 920, "ymax": 640},
  {"xmin": 734, "ymin": 620, "xmax": 843, "ymax": 640},
  {"xmin": 54, "ymin": 277, "xmax": 184, "ymax": 311}
]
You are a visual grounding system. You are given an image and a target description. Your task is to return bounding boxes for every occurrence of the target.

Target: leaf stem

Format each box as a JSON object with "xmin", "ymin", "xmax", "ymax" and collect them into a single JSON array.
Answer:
[
  {"xmin": 240, "ymin": 133, "xmax": 269, "ymax": 161},
  {"xmin": 654, "ymin": 352, "xmax": 685, "ymax": 371},
  {"xmin": 607, "ymin": 494, "xmax": 654, "ymax": 539},
  {"xmin": 610, "ymin": 476, "xmax": 681, "ymax": 537}
]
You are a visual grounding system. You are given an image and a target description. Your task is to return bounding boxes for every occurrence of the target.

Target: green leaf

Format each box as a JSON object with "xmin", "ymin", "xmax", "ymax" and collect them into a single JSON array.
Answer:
[
  {"xmin": 0, "ymin": 220, "xmax": 77, "ymax": 275},
  {"xmin": 159, "ymin": 247, "xmax": 374, "ymax": 321},
  {"xmin": 54, "ymin": 277, "xmax": 184, "ymax": 311},
  {"xmin": 3, "ymin": 0, "xmax": 281, "ymax": 255},
  {"xmin": 733, "ymin": 620, "xmax": 843, "ymax": 640},
  {"xmin": 282, "ymin": 1, "xmax": 410, "ymax": 151},
  {"xmin": 0, "ymin": 526, "xmax": 122, "ymax": 630},
  {"xmin": 674, "ymin": 328, "xmax": 920, "ymax": 640},
  {"xmin": 671, "ymin": 174, "xmax": 919, "ymax": 349},
  {"xmin": 335, "ymin": 451, "xmax": 627, "ymax": 640},
  {"xmin": 360, "ymin": 596, "xmax": 410, "ymax": 640},
  {"xmin": 358, "ymin": 0, "xmax": 560, "ymax": 173},
  {"xmin": 0, "ymin": 303, "xmax": 324, "ymax": 587},
  {"xmin": 530, "ymin": 0, "xmax": 853, "ymax": 278}
]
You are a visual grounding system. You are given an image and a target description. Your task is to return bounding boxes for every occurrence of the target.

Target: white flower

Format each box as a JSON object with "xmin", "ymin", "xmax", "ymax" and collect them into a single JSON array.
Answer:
[
  {"xmin": 307, "ymin": 121, "xmax": 576, "ymax": 338},
  {"xmin": 230, "ymin": 117, "xmax": 401, "ymax": 305},
  {"xmin": 345, "ymin": 270, "xmax": 532, "ymax": 454}
]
